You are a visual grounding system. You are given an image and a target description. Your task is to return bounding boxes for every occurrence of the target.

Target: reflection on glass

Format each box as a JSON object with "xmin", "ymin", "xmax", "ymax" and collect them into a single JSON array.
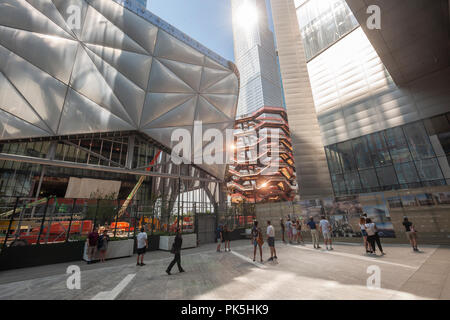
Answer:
[
  {"xmin": 394, "ymin": 162, "xmax": 420, "ymax": 184},
  {"xmin": 403, "ymin": 122, "xmax": 435, "ymax": 160},
  {"xmin": 367, "ymin": 132, "xmax": 392, "ymax": 167},
  {"xmin": 337, "ymin": 141, "xmax": 357, "ymax": 172},
  {"xmin": 375, "ymin": 166, "xmax": 398, "ymax": 188},
  {"xmin": 385, "ymin": 127, "xmax": 413, "ymax": 163},
  {"xmin": 296, "ymin": 0, "xmax": 359, "ymax": 60},
  {"xmin": 415, "ymin": 158, "xmax": 444, "ymax": 181},
  {"xmin": 352, "ymin": 137, "xmax": 372, "ymax": 169}
]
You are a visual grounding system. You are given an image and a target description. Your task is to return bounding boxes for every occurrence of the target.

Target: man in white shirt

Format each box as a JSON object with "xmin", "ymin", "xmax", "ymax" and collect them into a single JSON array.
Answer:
[
  {"xmin": 266, "ymin": 220, "xmax": 278, "ymax": 261},
  {"xmin": 136, "ymin": 227, "xmax": 148, "ymax": 266},
  {"xmin": 319, "ymin": 216, "xmax": 333, "ymax": 250}
]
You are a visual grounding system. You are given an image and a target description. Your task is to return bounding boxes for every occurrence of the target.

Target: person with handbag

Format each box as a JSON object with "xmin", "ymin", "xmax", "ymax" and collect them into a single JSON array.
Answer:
[
  {"xmin": 365, "ymin": 218, "xmax": 385, "ymax": 255},
  {"xmin": 403, "ymin": 217, "xmax": 419, "ymax": 252},
  {"xmin": 166, "ymin": 229, "xmax": 185, "ymax": 275}
]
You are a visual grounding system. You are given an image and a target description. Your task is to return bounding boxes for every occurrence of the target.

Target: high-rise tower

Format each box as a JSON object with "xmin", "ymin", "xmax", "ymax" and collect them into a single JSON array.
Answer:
[{"xmin": 231, "ymin": 0, "xmax": 283, "ymax": 117}]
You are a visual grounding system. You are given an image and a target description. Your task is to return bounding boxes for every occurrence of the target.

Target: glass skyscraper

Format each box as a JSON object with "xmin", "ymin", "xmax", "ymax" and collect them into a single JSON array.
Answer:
[{"xmin": 231, "ymin": 0, "xmax": 283, "ymax": 118}]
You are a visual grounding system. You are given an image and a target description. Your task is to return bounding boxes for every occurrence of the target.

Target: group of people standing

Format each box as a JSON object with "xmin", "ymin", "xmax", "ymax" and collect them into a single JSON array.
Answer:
[
  {"xmin": 359, "ymin": 214, "xmax": 385, "ymax": 255},
  {"xmin": 216, "ymin": 224, "xmax": 232, "ymax": 252},
  {"xmin": 281, "ymin": 217, "xmax": 304, "ymax": 245},
  {"xmin": 86, "ymin": 228, "xmax": 110, "ymax": 264},
  {"xmin": 251, "ymin": 220, "xmax": 278, "ymax": 262}
]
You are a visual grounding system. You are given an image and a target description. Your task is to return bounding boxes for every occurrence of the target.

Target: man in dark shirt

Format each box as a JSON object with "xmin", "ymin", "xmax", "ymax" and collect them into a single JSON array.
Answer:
[
  {"xmin": 306, "ymin": 217, "xmax": 320, "ymax": 249},
  {"xmin": 166, "ymin": 229, "xmax": 185, "ymax": 275},
  {"xmin": 87, "ymin": 227, "xmax": 99, "ymax": 264}
]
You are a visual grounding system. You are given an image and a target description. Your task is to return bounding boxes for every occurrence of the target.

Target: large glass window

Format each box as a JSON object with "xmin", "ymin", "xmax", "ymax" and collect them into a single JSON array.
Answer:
[
  {"xmin": 403, "ymin": 122, "xmax": 435, "ymax": 160},
  {"xmin": 336, "ymin": 141, "xmax": 357, "ymax": 172},
  {"xmin": 352, "ymin": 137, "xmax": 372, "ymax": 169},
  {"xmin": 296, "ymin": 0, "xmax": 359, "ymax": 60},
  {"xmin": 366, "ymin": 132, "xmax": 392, "ymax": 167},
  {"xmin": 385, "ymin": 127, "xmax": 413, "ymax": 163},
  {"xmin": 394, "ymin": 162, "xmax": 420, "ymax": 184},
  {"xmin": 415, "ymin": 158, "xmax": 444, "ymax": 181},
  {"xmin": 375, "ymin": 166, "xmax": 398, "ymax": 189},
  {"xmin": 344, "ymin": 171, "xmax": 361, "ymax": 193},
  {"xmin": 359, "ymin": 169, "xmax": 379, "ymax": 190},
  {"xmin": 325, "ymin": 146, "xmax": 343, "ymax": 174},
  {"xmin": 331, "ymin": 173, "xmax": 346, "ymax": 194}
]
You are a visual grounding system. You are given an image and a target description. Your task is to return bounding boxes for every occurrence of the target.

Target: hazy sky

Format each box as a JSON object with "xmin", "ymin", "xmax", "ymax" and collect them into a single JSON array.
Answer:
[
  {"xmin": 147, "ymin": 0, "xmax": 275, "ymax": 62},
  {"xmin": 148, "ymin": 0, "xmax": 235, "ymax": 61}
]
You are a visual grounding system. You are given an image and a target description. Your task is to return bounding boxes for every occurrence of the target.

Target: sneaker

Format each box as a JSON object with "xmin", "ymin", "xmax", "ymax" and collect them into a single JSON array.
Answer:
[
  {"xmin": 179, "ymin": 269, "xmax": 185, "ymax": 273},
  {"xmin": 381, "ymin": 252, "xmax": 386, "ymax": 255},
  {"xmin": 274, "ymin": 256, "xmax": 278, "ymax": 260},
  {"xmin": 136, "ymin": 263, "xmax": 140, "ymax": 266},
  {"xmin": 317, "ymin": 246, "xmax": 321, "ymax": 249},
  {"xmin": 140, "ymin": 263, "xmax": 146, "ymax": 266},
  {"xmin": 166, "ymin": 270, "xmax": 171, "ymax": 275},
  {"xmin": 268, "ymin": 257, "xmax": 273, "ymax": 262},
  {"xmin": 329, "ymin": 247, "xmax": 334, "ymax": 251}
]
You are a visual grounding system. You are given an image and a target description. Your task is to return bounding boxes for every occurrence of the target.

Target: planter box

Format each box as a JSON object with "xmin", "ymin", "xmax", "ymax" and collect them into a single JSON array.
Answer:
[
  {"xmin": 159, "ymin": 233, "xmax": 197, "ymax": 251},
  {"xmin": 83, "ymin": 239, "xmax": 134, "ymax": 261},
  {"xmin": 0, "ymin": 241, "xmax": 85, "ymax": 271},
  {"xmin": 133, "ymin": 235, "xmax": 160, "ymax": 253}
]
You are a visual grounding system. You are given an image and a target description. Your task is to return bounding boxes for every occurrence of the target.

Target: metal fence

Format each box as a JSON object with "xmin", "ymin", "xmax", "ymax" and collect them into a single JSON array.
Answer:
[{"xmin": 0, "ymin": 196, "xmax": 256, "ymax": 249}]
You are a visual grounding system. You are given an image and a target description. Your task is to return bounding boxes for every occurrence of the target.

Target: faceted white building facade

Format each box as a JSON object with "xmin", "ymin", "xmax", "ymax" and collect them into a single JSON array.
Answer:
[{"xmin": 0, "ymin": 0, "xmax": 239, "ymax": 179}]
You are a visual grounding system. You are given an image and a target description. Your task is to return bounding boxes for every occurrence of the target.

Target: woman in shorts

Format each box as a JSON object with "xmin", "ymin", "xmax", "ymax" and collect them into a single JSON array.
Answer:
[{"xmin": 359, "ymin": 216, "xmax": 370, "ymax": 253}]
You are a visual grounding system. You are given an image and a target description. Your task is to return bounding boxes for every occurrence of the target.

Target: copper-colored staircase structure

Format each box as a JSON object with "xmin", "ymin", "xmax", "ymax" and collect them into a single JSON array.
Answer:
[{"xmin": 227, "ymin": 107, "xmax": 297, "ymax": 203}]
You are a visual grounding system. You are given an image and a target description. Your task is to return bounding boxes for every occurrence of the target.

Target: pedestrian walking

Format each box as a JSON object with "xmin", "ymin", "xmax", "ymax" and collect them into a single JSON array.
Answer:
[
  {"xmin": 252, "ymin": 220, "xmax": 263, "ymax": 262},
  {"xmin": 359, "ymin": 216, "xmax": 370, "ymax": 253},
  {"xmin": 319, "ymin": 216, "xmax": 333, "ymax": 250},
  {"xmin": 166, "ymin": 229, "xmax": 185, "ymax": 275},
  {"xmin": 280, "ymin": 218, "xmax": 286, "ymax": 243},
  {"xmin": 403, "ymin": 217, "xmax": 419, "ymax": 252},
  {"xmin": 97, "ymin": 229, "xmax": 109, "ymax": 263},
  {"xmin": 216, "ymin": 224, "xmax": 223, "ymax": 252},
  {"xmin": 365, "ymin": 218, "xmax": 385, "ymax": 255},
  {"xmin": 266, "ymin": 220, "xmax": 277, "ymax": 262},
  {"xmin": 306, "ymin": 217, "xmax": 320, "ymax": 249},
  {"xmin": 136, "ymin": 227, "xmax": 148, "ymax": 266},
  {"xmin": 86, "ymin": 227, "xmax": 99, "ymax": 264}
]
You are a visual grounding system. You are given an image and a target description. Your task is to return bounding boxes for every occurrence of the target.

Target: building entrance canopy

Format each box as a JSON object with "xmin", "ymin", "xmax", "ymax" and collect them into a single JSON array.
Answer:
[{"xmin": 0, "ymin": 0, "xmax": 239, "ymax": 180}]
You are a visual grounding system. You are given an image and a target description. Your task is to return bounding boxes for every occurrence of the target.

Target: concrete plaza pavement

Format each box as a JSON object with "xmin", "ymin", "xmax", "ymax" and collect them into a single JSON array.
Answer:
[{"xmin": 0, "ymin": 240, "xmax": 449, "ymax": 300}]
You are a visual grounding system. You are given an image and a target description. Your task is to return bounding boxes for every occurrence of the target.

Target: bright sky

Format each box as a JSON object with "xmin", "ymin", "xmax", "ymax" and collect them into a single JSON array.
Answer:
[
  {"xmin": 147, "ymin": 0, "xmax": 275, "ymax": 63},
  {"xmin": 148, "ymin": 0, "xmax": 235, "ymax": 62}
]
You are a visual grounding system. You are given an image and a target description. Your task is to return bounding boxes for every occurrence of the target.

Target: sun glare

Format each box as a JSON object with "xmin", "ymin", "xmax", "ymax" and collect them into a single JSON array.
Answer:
[{"xmin": 236, "ymin": 1, "xmax": 259, "ymax": 29}]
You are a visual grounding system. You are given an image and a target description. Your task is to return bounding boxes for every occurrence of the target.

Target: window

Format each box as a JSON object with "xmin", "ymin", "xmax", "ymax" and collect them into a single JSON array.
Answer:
[
  {"xmin": 336, "ymin": 141, "xmax": 357, "ymax": 172},
  {"xmin": 385, "ymin": 127, "xmax": 413, "ymax": 163},
  {"xmin": 352, "ymin": 137, "xmax": 372, "ymax": 169},
  {"xmin": 366, "ymin": 132, "xmax": 392, "ymax": 167},
  {"xmin": 331, "ymin": 173, "xmax": 346, "ymax": 194},
  {"xmin": 359, "ymin": 169, "xmax": 379, "ymax": 190},
  {"xmin": 403, "ymin": 122, "xmax": 435, "ymax": 160},
  {"xmin": 375, "ymin": 166, "xmax": 398, "ymax": 188},
  {"xmin": 296, "ymin": 0, "xmax": 359, "ymax": 60},
  {"xmin": 325, "ymin": 146, "xmax": 343, "ymax": 174},
  {"xmin": 394, "ymin": 162, "xmax": 420, "ymax": 184},
  {"xmin": 344, "ymin": 171, "xmax": 361, "ymax": 192},
  {"xmin": 415, "ymin": 158, "xmax": 444, "ymax": 181}
]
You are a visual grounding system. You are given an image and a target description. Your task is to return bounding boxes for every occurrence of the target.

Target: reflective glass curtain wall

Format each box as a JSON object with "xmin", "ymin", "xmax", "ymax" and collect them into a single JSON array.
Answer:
[
  {"xmin": 325, "ymin": 113, "xmax": 450, "ymax": 196},
  {"xmin": 296, "ymin": 0, "xmax": 359, "ymax": 61}
]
